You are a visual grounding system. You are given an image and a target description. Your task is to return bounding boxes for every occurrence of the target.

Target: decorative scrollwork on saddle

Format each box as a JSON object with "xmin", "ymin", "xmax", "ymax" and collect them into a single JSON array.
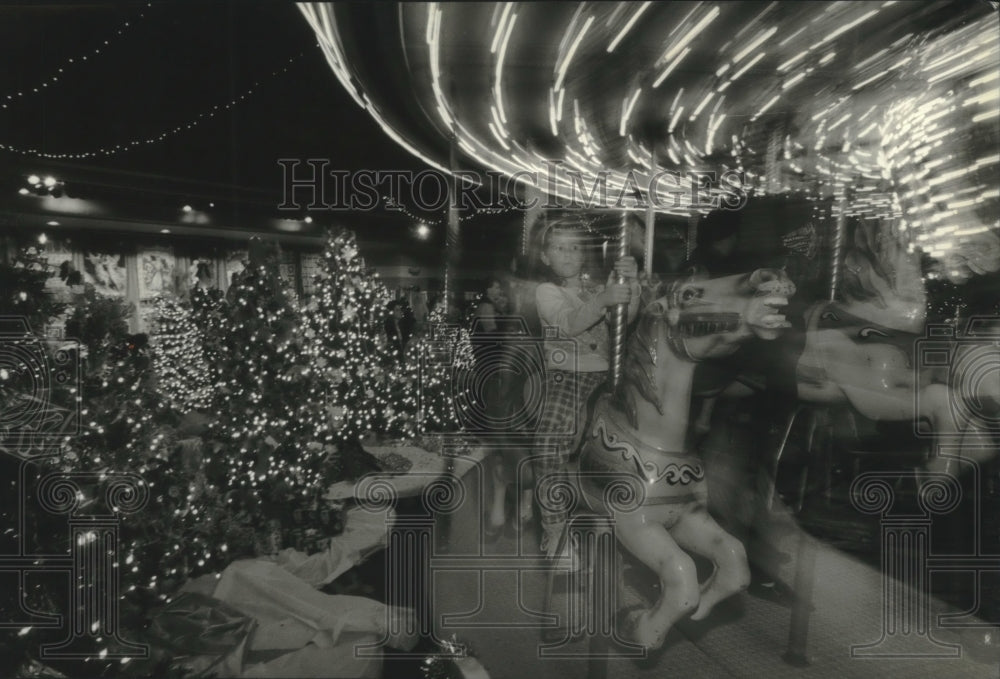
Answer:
[{"xmin": 592, "ymin": 417, "xmax": 704, "ymax": 486}]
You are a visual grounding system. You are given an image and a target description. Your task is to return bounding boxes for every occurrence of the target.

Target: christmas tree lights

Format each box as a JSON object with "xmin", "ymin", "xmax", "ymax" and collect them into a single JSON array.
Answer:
[
  {"xmin": 301, "ymin": 230, "xmax": 398, "ymax": 440},
  {"xmin": 148, "ymin": 296, "xmax": 212, "ymax": 413}
]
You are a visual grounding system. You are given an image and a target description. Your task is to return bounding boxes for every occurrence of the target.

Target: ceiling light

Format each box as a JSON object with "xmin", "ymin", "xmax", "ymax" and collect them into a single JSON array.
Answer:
[
  {"xmin": 182, "ymin": 205, "xmax": 193, "ymax": 212},
  {"xmin": 160, "ymin": 229, "xmax": 171, "ymax": 234},
  {"xmin": 46, "ymin": 221, "xmax": 59, "ymax": 226},
  {"xmin": 43, "ymin": 176, "xmax": 57, "ymax": 187},
  {"xmin": 27, "ymin": 175, "xmax": 40, "ymax": 185},
  {"xmin": 18, "ymin": 188, "xmax": 29, "ymax": 195}
]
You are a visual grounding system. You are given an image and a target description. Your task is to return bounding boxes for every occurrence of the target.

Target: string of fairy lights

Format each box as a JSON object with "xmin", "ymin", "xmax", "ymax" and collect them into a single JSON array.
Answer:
[
  {"xmin": 0, "ymin": 3, "xmax": 153, "ymax": 109},
  {"xmin": 0, "ymin": 52, "xmax": 306, "ymax": 160}
]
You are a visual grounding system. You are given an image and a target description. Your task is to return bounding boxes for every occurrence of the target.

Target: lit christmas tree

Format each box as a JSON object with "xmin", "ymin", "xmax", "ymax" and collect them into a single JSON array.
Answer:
[
  {"xmin": 5, "ymin": 288, "xmax": 207, "ymax": 677},
  {"xmin": 301, "ymin": 230, "xmax": 395, "ymax": 440},
  {"xmin": 189, "ymin": 283, "xmax": 227, "ymax": 389},
  {"xmin": 404, "ymin": 299, "xmax": 475, "ymax": 434},
  {"xmin": 204, "ymin": 240, "xmax": 333, "ymax": 517},
  {"xmin": 148, "ymin": 295, "xmax": 212, "ymax": 413},
  {"xmin": 0, "ymin": 242, "xmax": 66, "ymax": 332}
]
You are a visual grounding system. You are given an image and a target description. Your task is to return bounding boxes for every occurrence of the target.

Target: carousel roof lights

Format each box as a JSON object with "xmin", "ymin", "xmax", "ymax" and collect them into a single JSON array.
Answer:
[
  {"xmin": 827, "ymin": 113, "xmax": 851, "ymax": 131},
  {"xmin": 489, "ymin": 121, "xmax": 511, "ymax": 150},
  {"xmin": 607, "ymin": 1, "xmax": 651, "ymax": 53},
  {"xmin": 778, "ymin": 49, "xmax": 809, "ymax": 73},
  {"xmin": 729, "ymin": 51, "xmax": 766, "ymax": 83},
  {"xmin": 818, "ymin": 51, "xmax": 836, "ymax": 66},
  {"xmin": 969, "ymin": 71, "xmax": 999, "ymax": 88},
  {"xmin": 549, "ymin": 90, "xmax": 559, "ymax": 136},
  {"xmin": 493, "ymin": 12, "xmax": 516, "ymax": 125},
  {"xmin": 929, "ymin": 55, "xmax": 990, "ymax": 84},
  {"xmin": 782, "ymin": 71, "xmax": 807, "ymax": 90},
  {"xmin": 668, "ymin": 106, "xmax": 684, "ymax": 133},
  {"xmin": 689, "ymin": 91, "xmax": 714, "ymax": 121},
  {"xmin": 963, "ymin": 88, "xmax": 1000, "ymax": 106},
  {"xmin": 715, "ymin": 63, "xmax": 730, "ymax": 78},
  {"xmin": 660, "ymin": 5, "xmax": 719, "ymax": 66},
  {"xmin": 653, "ymin": 47, "xmax": 690, "ymax": 89},
  {"xmin": 971, "ymin": 109, "xmax": 999, "ymax": 123},
  {"xmin": 555, "ymin": 14, "xmax": 594, "ymax": 91},
  {"xmin": 669, "ymin": 88, "xmax": 684, "ymax": 114},
  {"xmin": 619, "ymin": 88, "xmax": 642, "ymax": 136},
  {"xmin": 732, "ymin": 26, "xmax": 776, "ymax": 64},
  {"xmin": 818, "ymin": 8, "xmax": 880, "ymax": 48},
  {"xmin": 779, "ymin": 24, "xmax": 807, "ymax": 48},
  {"xmin": 490, "ymin": 3, "xmax": 513, "ymax": 54},
  {"xmin": 925, "ymin": 39, "xmax": 991, "ymax": 73},
  {"xmin": 490, "ymin": 105, "xmax": 506, "ymax": 136},
  {"xmin": 751, "ymin": 93, "xmax": 781, "ymax": 122}
]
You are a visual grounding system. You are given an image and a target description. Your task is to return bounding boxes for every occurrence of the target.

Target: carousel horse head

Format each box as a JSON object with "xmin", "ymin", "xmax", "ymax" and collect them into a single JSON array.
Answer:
[
  {"xmin": 649, "ymin": 268, "xmax": 796, "ymax": 357},
  {"xmin": 611, "ymin": 268, "xmax": 795, "ymax": 430}
]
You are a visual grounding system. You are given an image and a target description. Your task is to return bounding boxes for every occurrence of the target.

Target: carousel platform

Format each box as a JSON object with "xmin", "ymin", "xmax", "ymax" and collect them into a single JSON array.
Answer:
[{"xmin": 419, "ymin": 467, "xmax": 999, "ymax": 679}]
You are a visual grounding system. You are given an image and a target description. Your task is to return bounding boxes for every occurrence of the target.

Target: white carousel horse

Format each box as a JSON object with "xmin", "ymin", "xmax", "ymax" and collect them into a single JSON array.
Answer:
[
  {"xmin": 572, "ymin": 268, "xmax": 796, "ymax": 650},
  {"xmin": 795, "ymin": 218, "xmax": 999, "ymax": 471}
]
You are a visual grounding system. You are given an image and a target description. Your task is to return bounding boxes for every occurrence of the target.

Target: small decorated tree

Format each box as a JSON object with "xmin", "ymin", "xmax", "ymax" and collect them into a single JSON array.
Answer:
[
  {"xmin": 301, "ymin": 230, "xmax": 394, "ymax": 440},
  {"xmin": 402, "ymin": 299, "xmax": 475, "ymax": 435}
]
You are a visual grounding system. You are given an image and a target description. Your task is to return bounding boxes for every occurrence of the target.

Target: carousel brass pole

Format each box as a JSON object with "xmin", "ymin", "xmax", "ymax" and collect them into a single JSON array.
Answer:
[
  {"xmin": 829, "ymin": 162, "xmax": 846, "ymax": 303},
  {"xmin": 446, "ymin": 136, "xmax": 461, "ymax": 321},
  {"xmin": 645, "ymin": 145, "xmax": 656, "ymax": 277},
  {"xmin": 610, "ymin": 213, "xmax": 629, "ymax": 390}
]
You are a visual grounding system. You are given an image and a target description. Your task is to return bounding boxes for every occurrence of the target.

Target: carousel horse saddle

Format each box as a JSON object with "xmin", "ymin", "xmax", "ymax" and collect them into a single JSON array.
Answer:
[
  {"xmin": 815, "ymin": 303, "xmax": 920, "ymax": 366},
  {"xmin": 579, "ymin": 397, "xmax": 708, "ymax": 519}
]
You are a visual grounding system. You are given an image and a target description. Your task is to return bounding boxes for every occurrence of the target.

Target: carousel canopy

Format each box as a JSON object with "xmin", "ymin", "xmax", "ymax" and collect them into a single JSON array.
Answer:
[{"xmin": 302, "ymin": 1, "xmax": 1000, "ymax": 281}]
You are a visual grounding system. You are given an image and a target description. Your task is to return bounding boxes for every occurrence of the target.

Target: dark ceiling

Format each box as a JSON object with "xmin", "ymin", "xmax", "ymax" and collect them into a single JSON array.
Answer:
[{"xmin": 0, "ymin": 1, "xmax": 496, "ymax": 264}]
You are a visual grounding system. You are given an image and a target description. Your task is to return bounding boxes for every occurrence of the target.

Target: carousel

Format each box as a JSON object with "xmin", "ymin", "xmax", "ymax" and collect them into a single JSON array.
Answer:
[
  {"xmin": 1, "ymin": 2, "xmax": 998, "ymax": 679},
  {"xmin": 297, "ymin": 2, "xmax": 1000, "ymax": 678}
]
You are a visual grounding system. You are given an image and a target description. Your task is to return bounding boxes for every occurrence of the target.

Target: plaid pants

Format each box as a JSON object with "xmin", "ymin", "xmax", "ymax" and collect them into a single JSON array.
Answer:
[{"xmin": 532, "ymin": 370, "xmax": 607, "ymax": 538}]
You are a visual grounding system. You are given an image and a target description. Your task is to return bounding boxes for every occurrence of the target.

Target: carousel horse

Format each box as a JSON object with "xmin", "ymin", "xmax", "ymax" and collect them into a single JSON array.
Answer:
[
  {"xmin": 789, "ymin": 10, "xmax": 1000, "ymax": 469},
  {"xmin": 793, "ymin": 218, "xmax": 999, "ymax": 471},
  {"xmin": 572, "ymin": 267, "xmax": 796, "ymax": 650}
]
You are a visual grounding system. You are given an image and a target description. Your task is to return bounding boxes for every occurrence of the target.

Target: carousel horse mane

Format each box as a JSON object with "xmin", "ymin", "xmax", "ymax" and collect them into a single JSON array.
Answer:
[
  {"xmin": 840, "ymin": 247, "xmax": 887, "ymax": 306},
  {"xmin": 612, "ymin": 277, "xmax": 743, "ymax": 430}
]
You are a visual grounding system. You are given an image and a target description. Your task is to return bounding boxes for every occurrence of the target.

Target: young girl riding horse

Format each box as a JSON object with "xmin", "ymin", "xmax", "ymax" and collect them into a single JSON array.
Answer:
[{"xmin": 531, "ymin": 217, "xmax": 641, "ymax": 558}]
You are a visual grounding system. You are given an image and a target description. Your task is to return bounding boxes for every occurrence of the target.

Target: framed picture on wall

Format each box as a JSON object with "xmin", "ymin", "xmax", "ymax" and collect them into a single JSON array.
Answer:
[
  {"xmin": 82, "ymin": 251, "xmax": 127, "ymax": 297},
  {"xmin": 140, "ymin": 249, "xmax": 175, "ymax": 299}
]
